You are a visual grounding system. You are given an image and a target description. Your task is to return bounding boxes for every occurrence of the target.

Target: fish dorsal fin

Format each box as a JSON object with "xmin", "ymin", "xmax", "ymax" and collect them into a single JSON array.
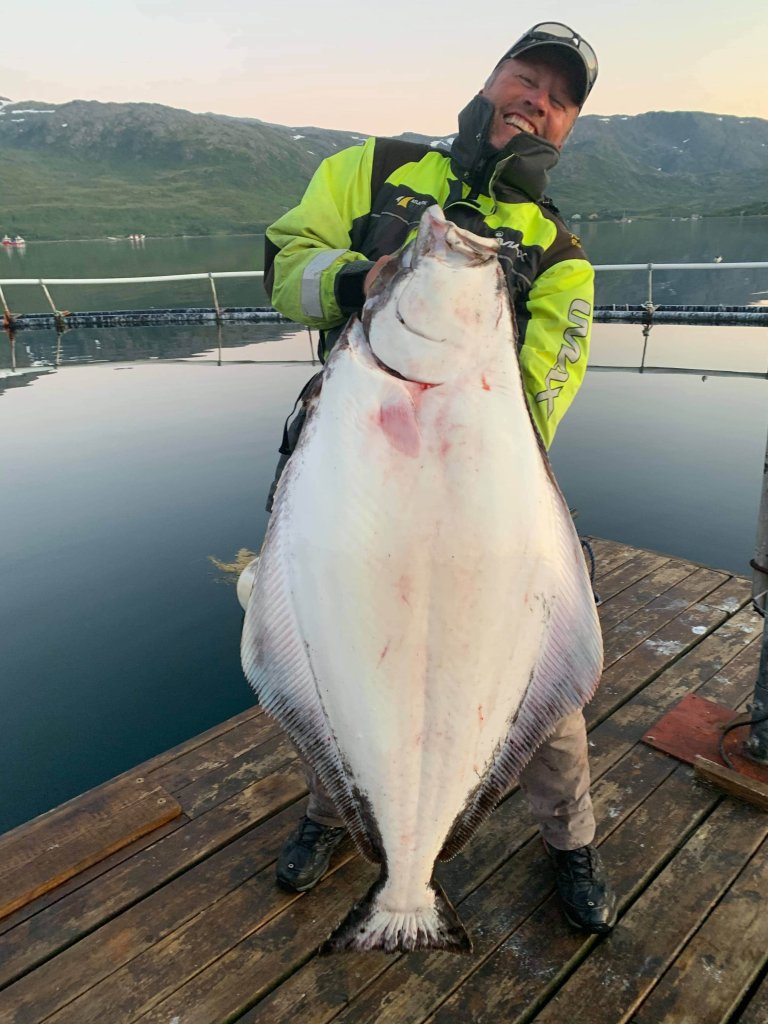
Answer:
[
  {"xmin": 437, "ymin": 478, "xmax": 603, "ymax": 861},
  {"xmin": 241, "ymin": 498, "xmax": 382, "ymax": 864}
]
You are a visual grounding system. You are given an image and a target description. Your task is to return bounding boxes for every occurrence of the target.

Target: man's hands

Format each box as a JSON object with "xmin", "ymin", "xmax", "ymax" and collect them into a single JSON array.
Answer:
[{"xmin": 363, "ymin": 254, "xmax": 395, "ymax": 297}]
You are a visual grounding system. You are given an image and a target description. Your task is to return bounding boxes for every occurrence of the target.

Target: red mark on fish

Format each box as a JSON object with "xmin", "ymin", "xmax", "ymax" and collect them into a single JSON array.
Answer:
[
  {"xmin": 478, "ymin": 704, "xmax": 485, "ymax": 723},
  {"xmin": 378, "ymin": 396, "xmax": 420, "ymax": 457},
  {"xmin": 481, "ymin": 375, "xmax": 491, "ymax": 391}
]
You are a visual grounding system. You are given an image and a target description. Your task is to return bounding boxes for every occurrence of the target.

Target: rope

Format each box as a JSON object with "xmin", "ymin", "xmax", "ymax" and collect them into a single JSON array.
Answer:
[
  {"xmin": 718, "ymin": 711, "xmax": 768, "ymax": 771},
  {"xmin": 580, "ymin": 537, "xmax": 601, "ymax": 606},
  {"xmin": 39, "ymin": 280, "xmax": 70, "ymax": 332}
]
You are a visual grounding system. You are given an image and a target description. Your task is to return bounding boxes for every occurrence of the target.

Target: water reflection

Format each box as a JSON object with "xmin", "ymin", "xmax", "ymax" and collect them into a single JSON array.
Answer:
[
  {"xmin": 0, "ymin": 321, "xmax": 317, "ymax": 387},
  {"xmin": 0, "ymin": 324, "xmax": 765, "ymax": 834}
]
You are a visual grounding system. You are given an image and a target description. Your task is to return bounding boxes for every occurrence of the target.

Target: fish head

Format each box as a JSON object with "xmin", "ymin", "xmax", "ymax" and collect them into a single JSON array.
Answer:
[{"xmin": 362, "ymin": 206, "xmax": 514, "ymax": 386}]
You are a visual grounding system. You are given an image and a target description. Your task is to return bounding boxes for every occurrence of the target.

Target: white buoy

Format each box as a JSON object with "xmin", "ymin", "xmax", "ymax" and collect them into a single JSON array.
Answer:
[{"xmin": 236, "ymin": 556, "xmax": 260, "ymax": 611}]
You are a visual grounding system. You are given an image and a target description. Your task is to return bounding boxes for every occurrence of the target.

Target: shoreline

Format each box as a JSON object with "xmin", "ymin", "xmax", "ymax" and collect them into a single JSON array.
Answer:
[{"xmin": 10, "ymin": 212, "xmax": 766, "ymax": 245}]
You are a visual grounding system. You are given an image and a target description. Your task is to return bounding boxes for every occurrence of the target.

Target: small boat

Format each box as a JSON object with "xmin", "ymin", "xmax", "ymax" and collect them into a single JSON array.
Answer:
[{"xmin": 2, "ymin": 235, "xmax": 25, "ymax": 247}]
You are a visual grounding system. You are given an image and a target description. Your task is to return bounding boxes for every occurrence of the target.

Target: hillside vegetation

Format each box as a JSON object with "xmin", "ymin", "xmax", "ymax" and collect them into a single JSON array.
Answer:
[{"xmin": 1, "ymin": 100, "xmax": 766, "ymax": 239}]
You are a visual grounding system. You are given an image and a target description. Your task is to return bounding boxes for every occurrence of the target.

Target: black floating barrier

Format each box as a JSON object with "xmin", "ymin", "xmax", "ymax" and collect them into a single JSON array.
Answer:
[
  {"xmin": 7, "ymin": 307, "xmax": 291, "ymax": 330},
  {"xmin": 593, "ymin": 304, "xmax": 768, "ymax": 326},
  {"xmin": 4, "ymin": 304, "xmax": 768, "ymax": 332}
]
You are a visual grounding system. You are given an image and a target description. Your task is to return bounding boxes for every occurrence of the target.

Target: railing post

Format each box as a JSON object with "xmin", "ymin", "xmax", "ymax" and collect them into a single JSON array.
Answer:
[
  {"xmin": 208, "ymin": 273, "xmax": 222, "ymax": 324},
  {"xmin": 745, "ymin": 428, "xmax": 768, "ymax": 763}
]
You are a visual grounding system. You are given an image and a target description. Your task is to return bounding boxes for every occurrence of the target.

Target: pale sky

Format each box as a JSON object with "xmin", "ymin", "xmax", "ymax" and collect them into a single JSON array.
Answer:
[{"xmin": 3, "ymin": 1, "xmax": 767, "ymax": 135}]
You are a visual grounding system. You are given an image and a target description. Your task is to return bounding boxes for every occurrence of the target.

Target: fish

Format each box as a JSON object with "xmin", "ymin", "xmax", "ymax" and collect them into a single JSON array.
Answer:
[{"xmin": 240, "ymin": 205, "xmax": 603, "ymax": 955}]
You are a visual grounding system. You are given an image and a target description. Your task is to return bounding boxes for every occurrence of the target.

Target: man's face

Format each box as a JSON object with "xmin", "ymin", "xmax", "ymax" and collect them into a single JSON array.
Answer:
[{"xmin": 480, "ymin": 55, "xmax": 580, "ymax": 151}]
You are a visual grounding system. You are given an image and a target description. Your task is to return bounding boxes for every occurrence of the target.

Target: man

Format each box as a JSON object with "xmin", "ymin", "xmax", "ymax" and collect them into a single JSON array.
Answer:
[{"xmin": 262, "ymin": 22, "xmax": 616, "ymax": 934}]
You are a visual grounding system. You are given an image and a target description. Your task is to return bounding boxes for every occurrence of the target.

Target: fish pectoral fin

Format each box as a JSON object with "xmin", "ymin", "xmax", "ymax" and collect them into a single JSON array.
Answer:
[
  {"xmin": 319, "ymin": 875, "xmax": 472, "ymax": 955},
  {"xmin": 439, "ymin": 496, "xmax": 604, "ymax": 862}
]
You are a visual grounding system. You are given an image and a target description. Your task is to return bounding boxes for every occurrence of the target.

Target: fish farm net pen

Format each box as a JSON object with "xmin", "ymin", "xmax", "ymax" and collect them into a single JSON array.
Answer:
[{"xmin": 1, "ymin": 262, "xmax": 768, "ymax": 330}]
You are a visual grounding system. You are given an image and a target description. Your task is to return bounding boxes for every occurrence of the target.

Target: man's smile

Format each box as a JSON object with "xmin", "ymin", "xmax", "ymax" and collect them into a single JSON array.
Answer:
[{"xmin": 502, "ymin": 112, "xmax": 538, "ymax": 136}]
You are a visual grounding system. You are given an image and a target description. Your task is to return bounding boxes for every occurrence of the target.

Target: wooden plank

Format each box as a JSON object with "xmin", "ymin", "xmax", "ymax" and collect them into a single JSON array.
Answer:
[
  {"xmin": 0, "ymin": 774, "xmax": 307, "ymax": 1023},
  {"xmin": 110, "ymin": 705, "xmax": 263, "ymax": 789},
  {"xmin": 595, "ymin": 549, "xmax": 673, "ymax": 599},
  {"xmin": 0, "ymin": 768, "xmax": 306, "ymax": 992},
  {"xmin": 588, "ymin": 584, "xmax": 757, "ymax": 729},
  {"xmin": 525, "ymin": 801, "xmax": 768, "ymax": 1024},
  {"xmin": 26, "ymin": 841, "xmax": 365, "ymax": 1024},
  {"xmin": 0, "ymin": 815, "xmax": 185, "ymax": 939},
  {"xmin": 602, "ymin": 567, "xmax": 729, "ymax": 667},
  {"xmin": 149, "ymin": 712, "xmax": 281, "ymax": 793},
  {"xmin": 0, "ymin": 778, "xmax": 181, "ymax": 921},
  {"xmin": 598, "ymin": 561, "xmax": 698, "ymax": 632},
  {"xmin": 705, "ymin": 575, "xmax": 751, "ymax": 613},
  {"xmin": 173, "ymin": 731, "xmax": 298, "ymax": 819},
  {"xmin": 738, "ymin": 972, "xmax": 768, "ymax": 1024},
  {"xmin": 694, "ymin": 758, "xmax": 768, "ymax": 812},
  {"xmin": 583, "ymin": 615, "xmax": 761, "ymax": 786},
  {"xmin": 136, "ymin": 854, "xmax": 376, "ymax": 1024},
  {"xmin": 630, "ymin": 837, "xmax": 768, "ymax": 1024},
  {"xmin": 0, "ymin": 709, "xmax": 266, "ymax": 936},
  {"xmin": 589, "ymin": 538, "xmax": 648, "ymax": 578}
]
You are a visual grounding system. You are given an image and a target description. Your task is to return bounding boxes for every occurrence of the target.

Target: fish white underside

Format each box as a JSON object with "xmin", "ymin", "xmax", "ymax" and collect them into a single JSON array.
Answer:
[{"xmin": 241, "ymin": 207, "xmax": 602, "ymax": 953}]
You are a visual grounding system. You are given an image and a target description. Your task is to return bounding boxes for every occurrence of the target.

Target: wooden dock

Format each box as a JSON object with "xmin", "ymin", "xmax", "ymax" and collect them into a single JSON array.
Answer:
[{"xmin": 1, "ymin": 538, "xmax": 767, "ymax": 1024}]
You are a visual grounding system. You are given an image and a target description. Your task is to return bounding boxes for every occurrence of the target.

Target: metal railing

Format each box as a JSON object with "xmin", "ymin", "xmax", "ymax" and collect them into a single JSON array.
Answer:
[{"xmin": 2, "ymin": 262, "xmax": 768, "ymax": 330}]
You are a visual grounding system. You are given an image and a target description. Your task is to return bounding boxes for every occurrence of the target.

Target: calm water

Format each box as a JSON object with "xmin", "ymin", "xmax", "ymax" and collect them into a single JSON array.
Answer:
[
  {"xmin": 1, "ymin": 220, "xmax": 767, "ymax": 834},
  {"xmin": 1, "ymin": 215, "xmax": 767, "ymax": 311}
]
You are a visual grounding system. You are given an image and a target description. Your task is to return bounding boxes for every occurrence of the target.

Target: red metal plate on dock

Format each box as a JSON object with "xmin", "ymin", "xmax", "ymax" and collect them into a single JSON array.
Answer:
[{"xmin": 642, "ymin": 692, "xmax": 768, "ymax": 783}]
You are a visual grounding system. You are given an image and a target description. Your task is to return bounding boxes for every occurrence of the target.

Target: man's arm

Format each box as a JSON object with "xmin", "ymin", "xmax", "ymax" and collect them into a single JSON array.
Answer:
[
  {"xmin": 265, "ymin": 138, "xmax": 377, "ymax": 329},
  {"xmin": 517, "ymin": 256, "xmax": 594, "ymax": 449}
]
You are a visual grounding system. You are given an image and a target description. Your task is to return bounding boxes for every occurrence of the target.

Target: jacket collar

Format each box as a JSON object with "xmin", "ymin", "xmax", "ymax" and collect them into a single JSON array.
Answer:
[{"xmin": 449, "ymin": 94, "xmax": 561, "ymax": 202}]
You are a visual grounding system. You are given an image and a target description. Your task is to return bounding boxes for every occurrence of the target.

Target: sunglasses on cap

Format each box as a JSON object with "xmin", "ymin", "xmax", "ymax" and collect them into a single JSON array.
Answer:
[{"xmin": 497, "ymin": 22, "xmax": 598, "ymax": 104}]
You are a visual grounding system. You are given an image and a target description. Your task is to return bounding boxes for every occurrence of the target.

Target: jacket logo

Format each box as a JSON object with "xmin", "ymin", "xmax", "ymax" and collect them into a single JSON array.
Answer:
[
  {"xmin": 535, "ymin": 299, "xmax": 591, "ymax": 419},
  {"xmin": 494, "ymin": 231, "xmax": 524, "ymax": 261},
  {"xmin": 395, "ymin": 195, "xmax": 430, "ymax": 209}
]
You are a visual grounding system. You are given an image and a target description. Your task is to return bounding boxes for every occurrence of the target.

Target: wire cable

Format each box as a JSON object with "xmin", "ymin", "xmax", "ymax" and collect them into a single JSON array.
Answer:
[{"xmin": 718, "ymin": 711, "xmax": 768, "ymax": 770}]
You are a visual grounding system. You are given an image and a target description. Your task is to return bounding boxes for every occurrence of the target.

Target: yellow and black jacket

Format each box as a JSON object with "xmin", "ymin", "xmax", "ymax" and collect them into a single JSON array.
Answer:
[{"xmin": 264, "ymin": 95, "xmax": 593, "ymax": 448}]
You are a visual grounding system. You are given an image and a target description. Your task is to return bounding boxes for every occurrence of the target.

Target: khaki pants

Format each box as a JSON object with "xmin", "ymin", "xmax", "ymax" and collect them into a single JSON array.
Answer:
[{"xmin": 303, "ymin": 709, "xmax": 595, "ymax": 852}]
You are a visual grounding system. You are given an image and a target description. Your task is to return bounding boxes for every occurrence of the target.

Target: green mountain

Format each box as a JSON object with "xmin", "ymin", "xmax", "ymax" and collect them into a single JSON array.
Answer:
[
  {"xmin": 550, "ymin": 111, "xmax": 768, "ymax": 218},
  {"xmin": 0, "ymin": 99, "xmax": 766, "ymax": 240}
]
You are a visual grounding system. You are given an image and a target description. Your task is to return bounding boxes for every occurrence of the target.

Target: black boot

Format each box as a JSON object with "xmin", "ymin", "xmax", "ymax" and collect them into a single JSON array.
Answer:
[
  {"xmin": 545, "ymin": 841, "xmax": 617, "ymax": 933},
  {"xmin": 276, "ymin": 815, "xmax": 347, "ymax": 892}
]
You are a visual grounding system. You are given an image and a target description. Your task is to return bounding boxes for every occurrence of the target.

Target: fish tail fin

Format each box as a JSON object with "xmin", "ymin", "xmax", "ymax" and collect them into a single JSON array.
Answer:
[{"xmin": 319, "ymin": 877, "xmax": 472, "ymax": 955}]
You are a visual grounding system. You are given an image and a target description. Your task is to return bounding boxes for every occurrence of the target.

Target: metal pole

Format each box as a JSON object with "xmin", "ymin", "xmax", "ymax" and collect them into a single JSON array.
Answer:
[
  {"xmin": 208, "ymin": 273, "xmax": 222, "ymax": 324},
  {"xmin": 745, "ymin": 428, "xmax": 768, "ymax": 763}
]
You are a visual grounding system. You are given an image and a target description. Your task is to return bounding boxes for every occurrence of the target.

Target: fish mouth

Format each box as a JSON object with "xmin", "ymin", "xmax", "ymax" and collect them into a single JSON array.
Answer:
[
  {"xmin": 412, "ymin": 207, "xmax": 499, "ymax": 268},
  {"xmin": 369, "ymin": 333, "xmax": 439, "ymax": 388}
]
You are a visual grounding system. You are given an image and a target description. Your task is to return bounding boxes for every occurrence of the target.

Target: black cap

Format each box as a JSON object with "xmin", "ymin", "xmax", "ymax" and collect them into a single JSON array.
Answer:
[{"xmin": 495, "ymin": 22, "xmax": 598, "ymax": 107}]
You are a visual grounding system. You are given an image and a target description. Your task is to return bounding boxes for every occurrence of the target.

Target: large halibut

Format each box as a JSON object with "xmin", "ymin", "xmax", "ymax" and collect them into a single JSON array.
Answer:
[{"xmin": 241, "ymin": 206, "xmax": 603, "ymax": 954}]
